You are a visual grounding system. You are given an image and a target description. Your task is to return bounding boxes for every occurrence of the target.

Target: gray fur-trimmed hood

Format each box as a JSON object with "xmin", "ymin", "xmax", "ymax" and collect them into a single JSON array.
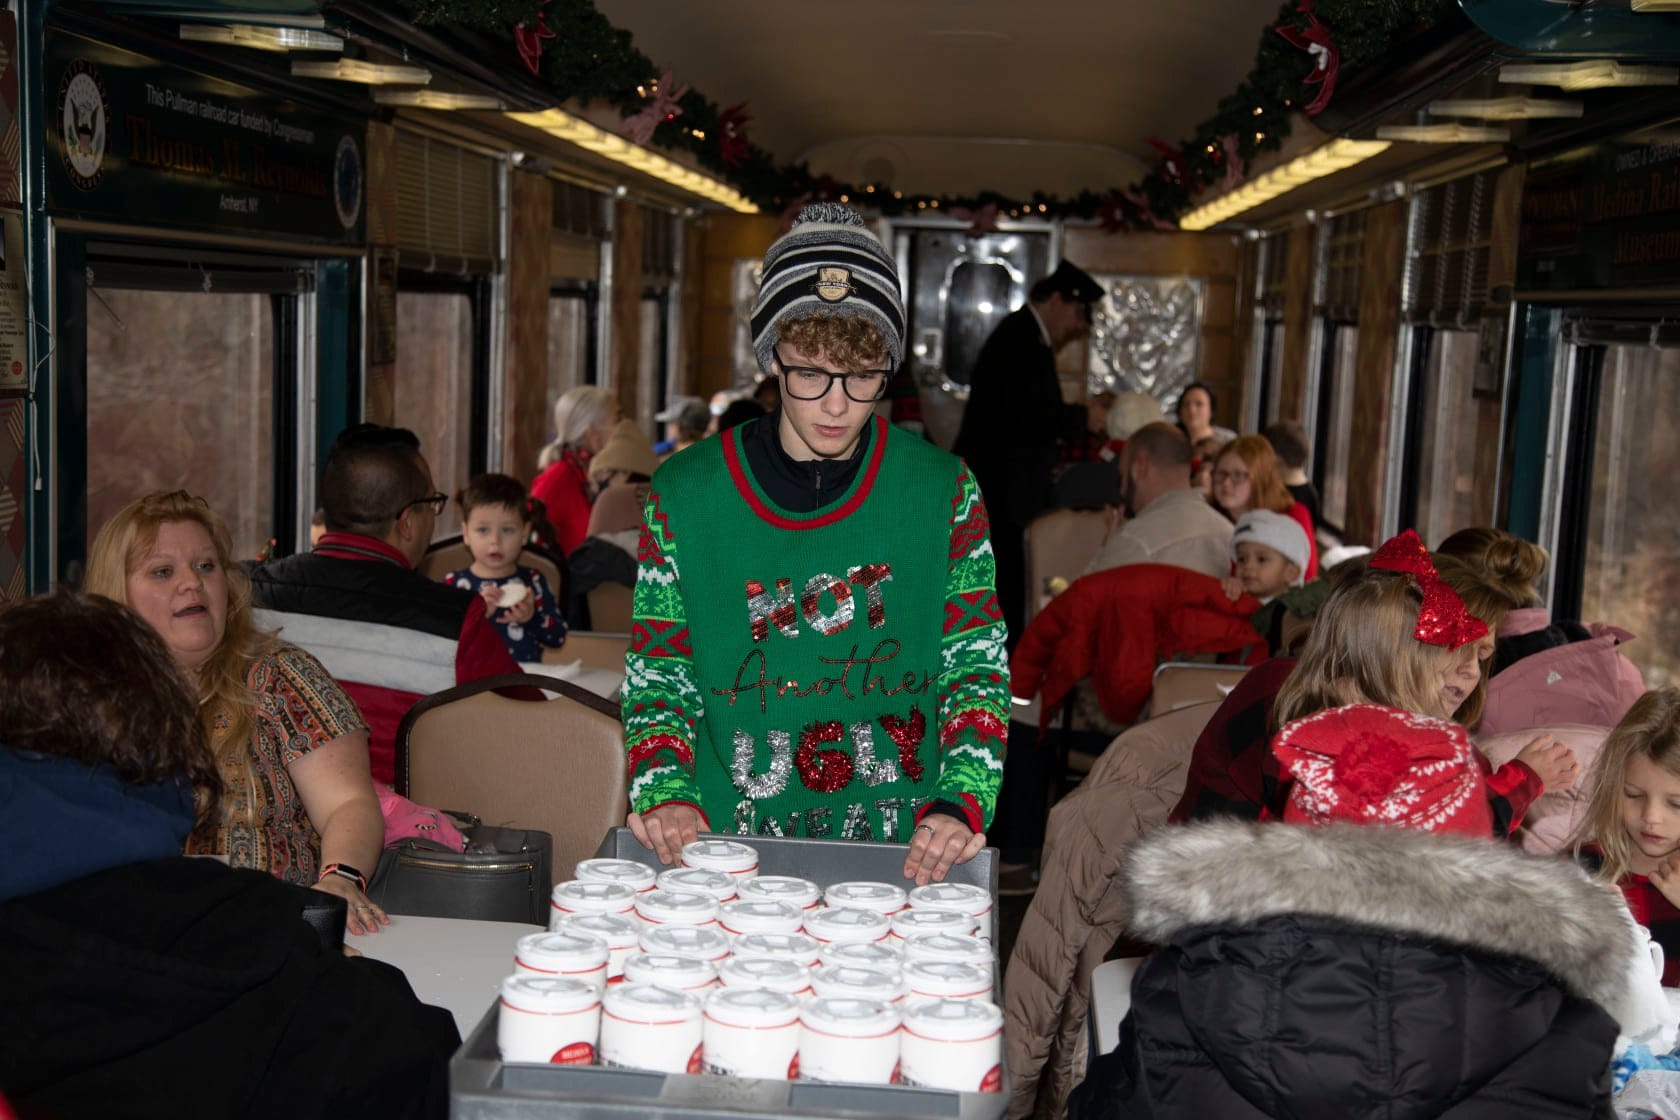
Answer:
[{"xmin": 1124, "ymin": 819, "xmax": 1637, "ymax": 1010}]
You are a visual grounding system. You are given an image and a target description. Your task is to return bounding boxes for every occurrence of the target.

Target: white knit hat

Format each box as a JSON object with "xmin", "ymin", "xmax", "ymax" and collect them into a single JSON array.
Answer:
[
  {"xmin": 750, "ymin": 203, "xmax": 904, "ymax": 375},
  {"xmin": 1231, "ymin": 509, "xmax": 1311, "ymax": 586}
]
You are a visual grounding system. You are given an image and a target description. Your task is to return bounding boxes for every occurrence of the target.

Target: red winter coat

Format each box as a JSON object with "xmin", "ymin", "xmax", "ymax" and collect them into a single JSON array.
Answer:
[{"xmin": 1010, "ymin": 564, "xmax": 1267, "ymax": 725}]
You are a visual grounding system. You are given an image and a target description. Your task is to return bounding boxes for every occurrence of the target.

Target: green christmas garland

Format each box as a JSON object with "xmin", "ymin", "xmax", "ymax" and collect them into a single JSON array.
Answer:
[{"xmin": 397, "ymin": 0, "xmax": 1454, "ymax": 229}]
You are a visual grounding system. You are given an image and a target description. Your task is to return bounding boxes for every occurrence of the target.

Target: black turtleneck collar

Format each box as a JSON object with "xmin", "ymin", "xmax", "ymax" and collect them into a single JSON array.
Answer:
[{"xmin": 740, "ymin": 410, "xmax": 874, "ymax": 514}]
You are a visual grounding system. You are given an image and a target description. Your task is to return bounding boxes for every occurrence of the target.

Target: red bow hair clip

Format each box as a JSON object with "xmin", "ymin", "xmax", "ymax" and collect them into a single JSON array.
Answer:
[{"xmin": 1369, "ymin": 529, "xmax": 1488, "ymax": 650}]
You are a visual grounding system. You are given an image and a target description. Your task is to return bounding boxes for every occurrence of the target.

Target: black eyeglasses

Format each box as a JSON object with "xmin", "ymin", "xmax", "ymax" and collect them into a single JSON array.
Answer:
[
  {"xmin": 403, "ymin": 492, "xmax": 448, "ymax": 516},
  {"xmin": 775, "ymin": 352, "xmax": 892, "ymax": 403}
]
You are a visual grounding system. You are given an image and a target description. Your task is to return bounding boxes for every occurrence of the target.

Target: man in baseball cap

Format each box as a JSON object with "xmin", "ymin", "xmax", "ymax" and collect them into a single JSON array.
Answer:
[{"xmin": 622, "ymin": 203, "xmax": 1009, "ymax": 887}]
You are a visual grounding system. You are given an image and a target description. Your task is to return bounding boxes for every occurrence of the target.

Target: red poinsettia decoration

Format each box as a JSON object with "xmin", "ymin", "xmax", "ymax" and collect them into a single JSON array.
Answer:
[
  {"xmin": 1147, "ymin": 137, "xmax": 1186, "ymax": 183},
  {"xmin": 1274, "ymin": 0, "xmax": 1339, "ymax": 116},
  {"xmin": 1098, "ymin": 191, "xmax": 1130, "ymax": 234},
  {"xmin": 1122, "ymin": 187, "xmax": 1175, "ymax": 231},
  {"xmin": 513, "ymin": 0, "xmax": 554, "ymax": 76},
  {"xmin": 717, "ymin": 102, "xmax": 752, "ymax": 168},
  {"xmin": 950, "ymin": 201, "xmax": 1000, "ymax": 236},
  {"xmin": 621, "ymin": 69, "xmax": 690, "ymax": 145}
]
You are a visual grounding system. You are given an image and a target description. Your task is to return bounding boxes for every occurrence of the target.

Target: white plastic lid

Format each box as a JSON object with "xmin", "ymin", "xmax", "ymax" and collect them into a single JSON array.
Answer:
[
  {"xmin": 908, "ymin": 881, "xmax": 993, "ymax": 915},
  {"xmin": 811, "ymin": 964, "xmax": 907, "ymax": 1003},
  {"xmin": 902, "ymin": 998, "xmax": 1004, "ymax": 1041},
  {"xmin": 515, "ymin": 930, "xmax": 610, "ymax": 973},
  {"xmin": 799, "ymin": 996, "xmax": 900, "ymax": 1037},
  {"xmin": 639, "ymin": 924, "xmax": 731, "ymax": 962},
  {"xmin": 574, "ymin": 858, "xmax": 658, "ymax": 892},
  {"xmin": 902, "ymin": 959, "xmax": 992, "ymax": 997},
  {"xmin": 804, "ymin": 906, "xmax": 891, "ymax": 944},
  {"xmin": 716, "ymin": 956, "xmax": 812, "ymax": 994},
  {"xmin": 552, "ymin": 912, "xmax": 640, "ymax": 948},
  {"xmin": 499, "ymin": 974, "xmax": 602, "ymax": 1014},
  {"xmin": 902, "ymin": 932, "xmax": 993, "ymax": 967},
  {"xmin": 657, "ymin": 866, "xmax": 738, "ymax": 902},
  {"xmin": 550, "ymin": 879, "xmax": 637, "ymax": 913},
  {"xmin": 732, "ymin": 931, "xmax": 822, "ymax": 964},
  {"xmin": 603, "ymin": 981, "xmax": 703, "ymax": 1023},
  {"xmin": 704, "ymin": 986, "xmax": 801, "ymax": 1028},
  {"xmin": 818, "ymin": 940, "xmax": 904, "ymax": 971},
  {"xmin": 634, "ymin": 888, "xmax": 720, "ymax": 926},
  {"xmin": 718, "ymin": 899, "xmax": 803, "ymax": 936},
  {"xmin": 680, "ymin": 839, "xmax": 759, "ymax": 874},
  {"xmin": 824, "ymin": 881, "xmax": 908, "ymax": 914},
  {"xmin": 891, "ymin": 908, "xmax": 979, "ymax": 939},
  {"xmin": 736, "ymin": 875, "xmax": 822, "ymax": 908},
  {"xmin": 623, "ymin": 952, "xmax": 717, "ymax": 990}
]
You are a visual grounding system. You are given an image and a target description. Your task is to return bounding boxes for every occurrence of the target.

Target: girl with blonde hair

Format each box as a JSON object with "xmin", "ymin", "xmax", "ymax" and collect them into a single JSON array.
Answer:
[
  {"xmin": 1209, "ymin": 434, "xmax": 1318, "ymax": 578},
  {"xmin": 85, "ymin": 490, "xmax": 387, "ymax": 935},
  {"xmin": 531, "ymin": 385, "xmax": 622, "ymax": 554}
]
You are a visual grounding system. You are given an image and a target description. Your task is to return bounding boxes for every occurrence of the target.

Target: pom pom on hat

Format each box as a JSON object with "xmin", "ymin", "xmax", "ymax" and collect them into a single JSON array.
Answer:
[
  {"xmin": 750, "ymin": 203, "xmax": 905, "ymax": 376},
  {"xmin": 1273, "ymin": 703, "xmax": 1493, "ymax": 837}
]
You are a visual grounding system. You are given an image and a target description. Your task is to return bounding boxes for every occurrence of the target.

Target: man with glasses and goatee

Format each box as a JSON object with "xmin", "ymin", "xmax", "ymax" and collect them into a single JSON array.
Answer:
[
  {"xmin": 623, "ymin": 204, "xmax": 1008, "ymax": 887},
  {"xmin": 250, "ymin": 423, "xmax": 520, "ymax": 787}
]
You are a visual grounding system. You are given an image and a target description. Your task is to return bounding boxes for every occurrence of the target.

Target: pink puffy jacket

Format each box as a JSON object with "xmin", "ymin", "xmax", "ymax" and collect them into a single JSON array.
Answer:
[{"xmin": 1478, "ymin": 607, "xmax": 1646, "ymax": 737}]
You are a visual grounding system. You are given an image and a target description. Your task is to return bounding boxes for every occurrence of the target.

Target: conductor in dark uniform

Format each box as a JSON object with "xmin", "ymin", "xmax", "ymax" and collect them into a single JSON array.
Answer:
[{"xmin": 953, "ymin": 260, "xmax": 1107, "ymax": 647}]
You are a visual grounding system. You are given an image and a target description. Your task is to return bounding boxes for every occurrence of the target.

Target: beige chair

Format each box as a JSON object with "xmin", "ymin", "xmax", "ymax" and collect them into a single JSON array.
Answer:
[
  {"xmin": 1144, "ymin": 661, "xmax": 1250, "ymax": 719},
  {"xmin": 586, "ymin": 581, "xmax": 635, "ymax": 633},
  {"xmin": 1024, "ymin": 509, "xmax": 1114, "ymax": 621},
  {"xmin": 545, "ymin": 630, "xmax": 631, "ymax": 673},
  {"xmin": 396, "ymin": 673, "xmax": 626, "ymax": 886},
  {"xmin": 418, "ymin": 536, "xmax": 566, "ymax": 602}
]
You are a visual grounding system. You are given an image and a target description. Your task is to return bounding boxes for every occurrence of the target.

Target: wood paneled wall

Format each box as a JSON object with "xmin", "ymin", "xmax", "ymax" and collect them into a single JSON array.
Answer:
[
  {"xmin": 363, "ymin": 121, "xmax": 397, "ymax": 426},
  {"xmin": 688, "ymin": 212, "xmax": 779, "ymax": 399},
  {"xmin": 1477, "ymin": 164, "xmax": 1525, "ymax": 528},
  {"xmin": 504, "ymin": 170, "xmax": 553, "ymax": 479},
  {"xmin": 1277, "ymin": 222, "xmax": 1316, "ymax": 424},
  {"xmin": 1344, "ymin": 199, "xmax": 1408, "ymax": 545},
  {"xmin": 609, "ymin": 199, "xmax": 644, "ymax": 416}
]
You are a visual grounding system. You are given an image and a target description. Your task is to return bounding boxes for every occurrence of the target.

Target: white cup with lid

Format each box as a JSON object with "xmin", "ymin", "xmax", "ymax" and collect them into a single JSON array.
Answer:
[
  {"xmin": 901, "ymin": 932, "xmax": 993, "ymax": 968},
  {"xmin": 818, "ymin": 939, "xmax": 904, "ymax": 972},
  {"xmin": 574, "ymin": 857, "xmax": 658, "ymax": 894},
  {"xmin": 909, "ymin": 881, "xmax": 995, "ymax": 942},
  {"xmin": 497, "ymin": 975, "xmax": 602, "ymax": 1065},
  {"xmin": 736, "ymin": 874, "xmax": 822, "ymax": 911},
  {"xmin": 657, "ymin": 866, "xmax": 738, "ymax": 904},
  {"xmin": 513, "ymin": 930, "xmax": 610, "ymax": 990},
  {"xmin": 599, "ymin": 983, "xmax": 704, "ymax": 1074},
  {"xmin": 902, "ymin": 959, "xmax": 994, "ymax": 1009},
  {"xmin": 623, "ymin": 951, "xmax": 718, "ymax": 996},
  {"xmin": 680, "ymin": 839, "xmax": 760, "ymax": 880},
  {"xmin": 703, "ymin": 988, "xmax": 802, "ymax": 1080},
  {"xmin": 552, "ymin": 912, "xmax": 640, "ymax": 984},
  {"xmin": 634, "ymin": 888, "xmax": 720, "ymax": 929},
  {"xmin": 804, "ymin": 906, "xmax": 891, "ymax": 947},
  {"xmin": 716, "ymin": 955, "xmax": 813, "ymax": 998},
  {"xmin": 732, "ymin": 931, "xmax": 823, "ymax": 967},
  {"xmin": 824, "ymin": 881, "xmax": 908, "ymax": 916},
  {"xmin": 718, "ymin": 899, "xmax": 804, "ymax": 942},
  {"xmin": 890, "ymin": 907, "xmax": 980, "ymax": 942},
  {"xmin": 797, "ymin": 997, "xmax": 901, "ymax": 1084},
  {"xmin": 639, "ymin": 923, "xmax": 731, "ymax": 966},
  {"xmin": 811, "ymin": 964, "xmax": 907, "ymax": 1005},
  {"xmin": 898, "ymin": 999, "xmax": 1004, "ymax": 1093},
  {"xmin": 549, "ymin": 880, "xmax": 638, "ymax": 927}
]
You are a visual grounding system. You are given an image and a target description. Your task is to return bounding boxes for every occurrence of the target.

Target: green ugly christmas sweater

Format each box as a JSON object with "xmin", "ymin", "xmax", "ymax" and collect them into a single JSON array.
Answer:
[{"xmin": 622, "ymin": 415, "xmax": 1010, "ymax": 843}]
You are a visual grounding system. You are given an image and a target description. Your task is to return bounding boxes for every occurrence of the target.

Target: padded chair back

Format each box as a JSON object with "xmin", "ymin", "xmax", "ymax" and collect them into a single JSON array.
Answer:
[
  {"xmin": 1024, "ymin": 509, "xmax": 1113, "ymax": 621},
  {"xmin": 1145, "ymin": 661, "xmax": 1250, "ymax": 720},
  {"xmin": 419, "ymin": 535, "xmax": 566, "ymax": 602},
  {"xmin": 587, "ymin": 581, "xmax": 635, "ymax": 633},
  {"xmin": 397, "ymin": 674, "xmax": 626, "ymax": 886},
  {"xmin": 547, "ymin": 630, "xmax": 631, "ymax": 673}
]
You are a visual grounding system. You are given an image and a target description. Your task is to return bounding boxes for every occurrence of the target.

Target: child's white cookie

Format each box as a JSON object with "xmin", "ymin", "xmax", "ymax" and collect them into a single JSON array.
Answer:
[{"xmin": 496, "ymin": 581, "xmax": 530, "ymax": 609}]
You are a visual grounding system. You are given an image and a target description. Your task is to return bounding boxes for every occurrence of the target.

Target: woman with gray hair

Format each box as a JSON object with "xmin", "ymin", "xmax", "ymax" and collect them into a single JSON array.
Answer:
[{"xmin": 531, "ymin": 385, "xmax": 621, "ymax": 554}]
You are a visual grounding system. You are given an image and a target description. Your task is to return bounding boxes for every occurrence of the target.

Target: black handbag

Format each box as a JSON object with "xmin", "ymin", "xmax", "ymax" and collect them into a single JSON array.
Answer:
[{"xmin": 366, "ymin": 819, "xmax": 552, "ymax": 927}]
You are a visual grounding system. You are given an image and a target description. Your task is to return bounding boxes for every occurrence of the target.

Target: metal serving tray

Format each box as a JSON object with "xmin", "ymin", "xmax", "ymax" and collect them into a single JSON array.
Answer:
[{"xmin": 448, "ymin": 827, "xmax": 1005, "ymax": 1120}]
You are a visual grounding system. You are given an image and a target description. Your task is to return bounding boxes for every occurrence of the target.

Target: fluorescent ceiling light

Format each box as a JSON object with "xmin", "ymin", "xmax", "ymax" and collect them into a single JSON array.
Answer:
[
  {"xmin": 1178, "ymin": 138, "xmax": 1389, "ymax": 232},
  {"xmin": 292, "ymin": 59, "xmax": 432, "ymax": 85},
  {"xmin": 1427, "ymin": 96, "xmax": 1582, "ymax": 121},
  {"xmin": 180, "ymin": 23, "xmax": 342, "ymax": 51},
  {"xmin": 1499, "ymin": 61, "xmax": 1679, "ymax": 90},
  {"xmin": 1377, "ymin": 123, "xmax": 1511, "ymax": 143},
  {"xmin": 507, "ymin": 108, "xmax": 757, "ymax": 213},
  {"xmin": 373, "ymin": 90, "xmax": 504, "ymax": 110}
]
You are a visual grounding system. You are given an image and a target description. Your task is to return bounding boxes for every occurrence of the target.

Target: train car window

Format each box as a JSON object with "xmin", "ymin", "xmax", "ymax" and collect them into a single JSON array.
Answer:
[
  {"xmin": 1254, "ymin": 234, "xmax": 1288, "ymax": 427},
  {"xmin": 1314, "ymin": 324, "xmax": 1359, "ymax": 533},
  {"xmin": 637, "ymin": 291, "xmax": 671, "ymax": 434},
  {"xmin": 1408, "ymin": 329, "xmax": 1483, "ymax": 547},
  {"xmin": 394, "ymin": 272, "xmax": 491, "ymax": 510},
  {"xmin": 548, "ymin": 285, "xmax": 599, "ymax": 393}
]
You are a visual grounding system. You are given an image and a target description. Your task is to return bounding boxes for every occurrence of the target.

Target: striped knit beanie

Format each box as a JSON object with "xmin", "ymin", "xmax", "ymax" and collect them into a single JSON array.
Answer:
[{"xmin": 750, "ymin": 203, "xmax": 905, "ymax": 375}]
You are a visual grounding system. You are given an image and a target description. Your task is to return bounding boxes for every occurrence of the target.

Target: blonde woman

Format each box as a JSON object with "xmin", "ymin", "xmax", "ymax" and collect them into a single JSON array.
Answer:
[
  {"xmin": 531, "ymin": 385, "xmax": 622, "ymax": 554},
  {"xmin": 85, "ymin": 491, "xmax": 387, "ymax": 936}
]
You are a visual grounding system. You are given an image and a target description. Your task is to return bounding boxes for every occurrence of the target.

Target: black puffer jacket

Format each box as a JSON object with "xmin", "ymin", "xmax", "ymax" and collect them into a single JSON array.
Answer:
[{"xmin": 1071, "ymin": 821, "xmax": 1629, "ymax": 1120}]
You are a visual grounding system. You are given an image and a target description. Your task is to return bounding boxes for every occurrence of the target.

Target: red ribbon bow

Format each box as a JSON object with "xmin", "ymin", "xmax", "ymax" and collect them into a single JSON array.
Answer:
[
  {"xmin": 1369, "ymin": 529, "xmax": 1488, "ymax": 650},
  {"xmin": 1273, "ymin": 0, "xmax": 1339, "ymax": 117},
  {"xmin": 513, "ymin": 0, "xmax": 555, "ymax": 76}
]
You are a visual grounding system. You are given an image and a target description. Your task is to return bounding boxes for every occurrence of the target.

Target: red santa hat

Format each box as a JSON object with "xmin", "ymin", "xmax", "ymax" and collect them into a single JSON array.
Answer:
[{"xmin": 1273, "ymin": 703, "xmax": 1492, "ymax": 837}]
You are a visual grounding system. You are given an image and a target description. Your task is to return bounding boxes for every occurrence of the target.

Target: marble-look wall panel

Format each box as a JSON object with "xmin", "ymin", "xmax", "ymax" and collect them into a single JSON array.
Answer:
[
  {"xmin": 504, "ymin": 171, "xmax": 552, "ymax": 480},
  {"xmin": 1345, "ymin": 199, "xmax": 1408, "ymax": 545}
]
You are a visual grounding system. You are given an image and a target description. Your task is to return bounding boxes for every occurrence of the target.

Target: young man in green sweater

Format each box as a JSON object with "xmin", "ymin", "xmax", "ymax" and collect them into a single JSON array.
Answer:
[{"xmin": 623, "ymin": 204, "xmax": 1009, "ymax": 885}]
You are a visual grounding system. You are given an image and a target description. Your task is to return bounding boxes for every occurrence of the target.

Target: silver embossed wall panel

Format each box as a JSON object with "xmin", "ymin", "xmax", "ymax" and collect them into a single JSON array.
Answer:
[
  {"xmin": 1087, "ymin": 275, "xmax": 1204, "ymax": 405},
  {"xmin": 731, "ymin": 258, "xmax": 764, "ymax": 390}
]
